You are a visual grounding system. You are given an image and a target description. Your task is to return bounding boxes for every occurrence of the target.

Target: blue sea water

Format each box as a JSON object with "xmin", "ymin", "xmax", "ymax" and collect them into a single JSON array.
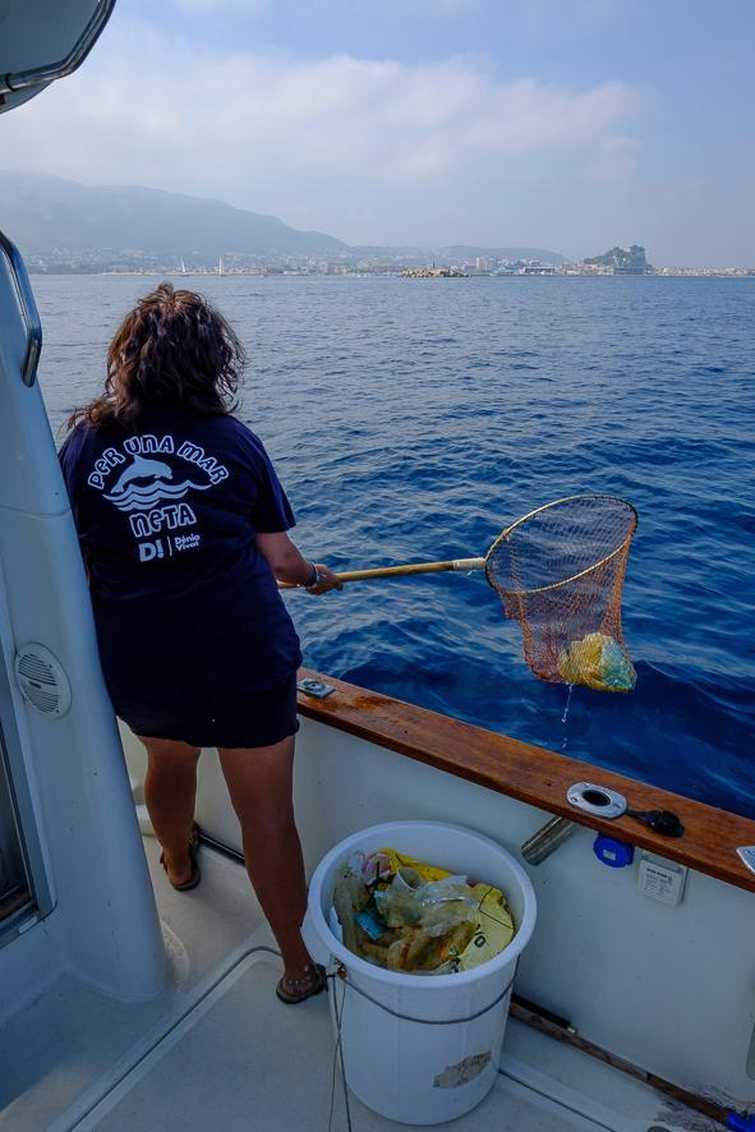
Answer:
[{"xmin": 36, "ymin": 274, "xmax": 755, "ymax": 818}]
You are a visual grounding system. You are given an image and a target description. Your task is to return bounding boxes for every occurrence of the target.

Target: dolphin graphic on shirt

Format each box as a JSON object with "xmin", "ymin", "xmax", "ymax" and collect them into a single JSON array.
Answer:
[
  {"xmin": 111, "ymin": 455, "xmax": 174, "ymax": 495},
  {"xmin": 104, "ymin": 454, "xmax": 212, "ymax": 513}
]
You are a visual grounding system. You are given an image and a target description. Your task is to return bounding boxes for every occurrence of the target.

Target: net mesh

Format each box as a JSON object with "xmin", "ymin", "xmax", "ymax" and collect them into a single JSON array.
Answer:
[{"xmin": 485, "ymin": 495, "xmax": 638, "ymax": 692}]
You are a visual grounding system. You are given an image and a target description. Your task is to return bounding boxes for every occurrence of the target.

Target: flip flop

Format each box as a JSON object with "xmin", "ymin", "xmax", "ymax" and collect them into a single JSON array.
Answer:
[
  {"xmin": 159, "ymin": 821, "xmax": 202, "ymax": 892},
  {"xmin": 276, "ymin": 963, "xmax": 327, "ymax": 1005}
]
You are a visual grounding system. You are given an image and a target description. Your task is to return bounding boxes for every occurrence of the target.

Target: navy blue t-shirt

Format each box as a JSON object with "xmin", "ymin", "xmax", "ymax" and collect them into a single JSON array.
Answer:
[{"xmin": 59, "ymin": 408, "xmax": 302, "ymax": 715}]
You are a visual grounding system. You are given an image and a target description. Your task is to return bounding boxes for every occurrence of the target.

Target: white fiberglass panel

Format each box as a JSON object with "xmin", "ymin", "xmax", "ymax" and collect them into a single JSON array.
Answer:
[{"xmin": 120, "ymin": 712, "xmax": 755, "ymax": 1107}]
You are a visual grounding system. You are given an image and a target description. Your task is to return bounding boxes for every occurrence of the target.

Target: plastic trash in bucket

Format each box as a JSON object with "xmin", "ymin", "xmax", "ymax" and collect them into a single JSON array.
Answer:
[{"xmin": 305, "ymin": 821, "xmax": 537, "ymax": 1126}]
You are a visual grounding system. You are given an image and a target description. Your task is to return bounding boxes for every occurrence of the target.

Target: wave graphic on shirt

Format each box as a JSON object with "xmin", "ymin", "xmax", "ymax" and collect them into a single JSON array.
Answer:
[{"xmin": 104, "ymin": 455, "xmax": 212, "ymax": 513}]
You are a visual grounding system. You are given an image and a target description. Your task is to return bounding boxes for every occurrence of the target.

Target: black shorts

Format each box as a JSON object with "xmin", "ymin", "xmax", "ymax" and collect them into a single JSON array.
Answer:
[{"xmin": 120, "ymin": 672, "xmax": 300, "ymax": 750}]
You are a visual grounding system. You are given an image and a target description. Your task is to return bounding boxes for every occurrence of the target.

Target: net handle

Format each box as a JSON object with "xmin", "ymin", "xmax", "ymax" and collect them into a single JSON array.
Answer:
[
  {"xmin": 279, "ymin": 495, "xmax": 637, "ymax": 589},
  {"xmin": 335, "ymin": 557, "xmax": 485, "ymax": 582},
  {"xmin": 279, "ymin": 558, "xmax": 485, "ymax": 588}
]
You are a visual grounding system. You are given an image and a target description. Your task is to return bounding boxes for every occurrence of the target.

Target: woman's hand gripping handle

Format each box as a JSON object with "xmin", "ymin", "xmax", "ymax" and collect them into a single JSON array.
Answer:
[
  {"xmin": 255, "ymin": 532, "xmax": 342, "ymax": 595},
  {"xmin": 302, "ymin": 563, "xmax": 342, "ymax": 594}
]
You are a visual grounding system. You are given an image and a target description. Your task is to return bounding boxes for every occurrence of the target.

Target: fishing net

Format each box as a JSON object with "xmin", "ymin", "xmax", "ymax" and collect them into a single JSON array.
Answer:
[{"xmin": 485, "ymin": 495, "xmax": 638, "ymax": 692}]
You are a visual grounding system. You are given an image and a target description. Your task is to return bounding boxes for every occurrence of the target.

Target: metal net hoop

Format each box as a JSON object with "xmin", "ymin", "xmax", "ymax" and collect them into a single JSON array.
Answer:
[{"xmin": 485, "ymin": 495, "xmax": 638, "ymax": 685}]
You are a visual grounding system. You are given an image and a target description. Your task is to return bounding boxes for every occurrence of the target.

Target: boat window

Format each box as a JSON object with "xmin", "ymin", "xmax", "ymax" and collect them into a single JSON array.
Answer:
[{"xmin": 0, "ymin": 726, "xmax": 32, "ymax": 931}]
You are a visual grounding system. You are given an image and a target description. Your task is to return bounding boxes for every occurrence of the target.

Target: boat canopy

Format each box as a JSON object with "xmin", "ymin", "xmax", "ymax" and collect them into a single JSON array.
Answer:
[{"xmin": 0, "ymin": 0, "xmax": 115, "ymax": 115}]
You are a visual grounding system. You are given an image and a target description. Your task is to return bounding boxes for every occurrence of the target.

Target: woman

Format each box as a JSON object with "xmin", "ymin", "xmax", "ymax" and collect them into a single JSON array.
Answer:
[{"xmin": 59, "ymin": 282, "xmax": 340, "ymax": 1005}]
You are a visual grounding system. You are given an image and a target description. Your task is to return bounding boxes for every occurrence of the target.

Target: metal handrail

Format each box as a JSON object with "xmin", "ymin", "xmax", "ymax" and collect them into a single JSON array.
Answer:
[
  {"xmin": 0, "ymin": 231, "xmax": 42, "ymax": 386},
  {"xmin": 0, "ymin": 0, "xmax": 116, "ymax": 96}
]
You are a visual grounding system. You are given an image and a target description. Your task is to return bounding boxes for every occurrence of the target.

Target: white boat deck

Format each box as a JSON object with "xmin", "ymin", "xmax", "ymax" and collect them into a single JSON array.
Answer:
[{"xmin": 1, "ymin": 837, "xmax": 700, "ymax": 1131}]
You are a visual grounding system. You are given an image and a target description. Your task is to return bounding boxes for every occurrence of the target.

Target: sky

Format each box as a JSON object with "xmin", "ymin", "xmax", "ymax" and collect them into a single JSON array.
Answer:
[{"xmin": 2, "ymin": 0, "xmax": 755, "ymax": 264}]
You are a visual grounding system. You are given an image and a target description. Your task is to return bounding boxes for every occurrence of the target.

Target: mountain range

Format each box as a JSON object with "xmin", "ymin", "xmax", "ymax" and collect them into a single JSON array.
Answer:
[
  {"xmin": 1, "ymin": 172, "xmax": 344, "ymax": 259},
  {"xmin": 0, "ymin": 172, "xmax": 565, "ymax": 265}
]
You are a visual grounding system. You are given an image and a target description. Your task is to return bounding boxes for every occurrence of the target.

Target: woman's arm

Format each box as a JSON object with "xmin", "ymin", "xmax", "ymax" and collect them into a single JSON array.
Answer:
[{"xmin": 256, "ymin": 531, "xmax": 341, "ymax": 594}]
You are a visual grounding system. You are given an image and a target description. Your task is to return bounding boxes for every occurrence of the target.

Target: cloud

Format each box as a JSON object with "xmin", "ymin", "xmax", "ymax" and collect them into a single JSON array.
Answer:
[
  {"xmin": 171, "ymin": 0, "xmax": 477, "ymax": 13},
  {"xmin": 393, "ymin": 0, "xmax": 483, "ymax": 14},
  {"xmin": 0, "ymin": 16, "xmax": 641, "ymax": 242},
  {"xmin": 588, "ymin": 135, "xmax": 639, "ymax": 182},
  {"xmin": 172, "ymin": 0, "xmax": 268, "ymax": 12}
]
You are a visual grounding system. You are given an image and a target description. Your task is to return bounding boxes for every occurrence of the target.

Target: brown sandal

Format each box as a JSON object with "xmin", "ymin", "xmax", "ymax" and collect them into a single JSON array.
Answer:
[
  {"xmin": 275, "ymin": 963, "xmax": 327, "ymax": 1005},
  {"xmin": 159, "ymin": 821, "xmax": 202, "ymax": 892}
]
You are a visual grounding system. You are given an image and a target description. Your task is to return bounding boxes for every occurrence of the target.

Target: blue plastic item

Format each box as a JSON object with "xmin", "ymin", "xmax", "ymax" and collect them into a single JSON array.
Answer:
[
  {"xmin": 592, "ymin": 835, "xmax": 634, "ymax": 869},
  {"xmin": 725, "ymin": 1113, "xmax": 755, "ymax": 1131},
  {"xmin": 355, "ymin": 909, "xmax": 386, "ymax": 941}
]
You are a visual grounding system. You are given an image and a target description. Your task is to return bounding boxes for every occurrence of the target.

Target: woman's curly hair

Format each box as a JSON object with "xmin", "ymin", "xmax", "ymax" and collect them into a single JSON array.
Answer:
[{"xmin": 68, "ymin": 282, "xmax": 246, "ymax": 430}]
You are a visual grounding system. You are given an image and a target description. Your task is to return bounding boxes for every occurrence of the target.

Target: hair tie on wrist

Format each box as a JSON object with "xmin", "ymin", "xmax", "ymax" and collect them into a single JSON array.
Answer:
[{"xmin": 305, "ymin": 563, "xmax": 320, "ymax": 588}]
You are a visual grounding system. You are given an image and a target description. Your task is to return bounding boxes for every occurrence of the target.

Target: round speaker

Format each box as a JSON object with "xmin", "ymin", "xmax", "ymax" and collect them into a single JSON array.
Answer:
[{"xmin": 14, "ymin": 644, "xmax": 72, "ymax": 718}]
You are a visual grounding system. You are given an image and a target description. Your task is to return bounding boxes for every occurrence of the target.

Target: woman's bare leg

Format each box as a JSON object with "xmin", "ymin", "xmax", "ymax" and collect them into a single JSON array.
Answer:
[
  {"xmin": 218, "ymin": 736, "xmax": 312, "ymax": 977},
  {"xmin": 140, "ymin": 736, "xmax": 200, "ymax": 887}
]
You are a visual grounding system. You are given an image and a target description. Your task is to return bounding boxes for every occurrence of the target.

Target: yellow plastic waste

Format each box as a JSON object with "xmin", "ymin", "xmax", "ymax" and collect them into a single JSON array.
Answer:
[
  {"xmin": 381, "ymin": 850, "xmax": 515, "ymax": 972},
  {"xmin": 381, "ymin": 849, "xmax": 450, "ymax": 884},
  {"xmin": 556, "ymin": 631, "xmax": 636, "ymax": 693},
  {"xmin": 334, "ymin": 847, "xmax": 515, "ymax": 975}
]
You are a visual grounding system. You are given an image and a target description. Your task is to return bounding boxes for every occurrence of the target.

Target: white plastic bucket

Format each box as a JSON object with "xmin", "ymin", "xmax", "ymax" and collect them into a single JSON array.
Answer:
[{"xmin": 305, "ymin": 821, "xmax": 537, "ymax": 1125}]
